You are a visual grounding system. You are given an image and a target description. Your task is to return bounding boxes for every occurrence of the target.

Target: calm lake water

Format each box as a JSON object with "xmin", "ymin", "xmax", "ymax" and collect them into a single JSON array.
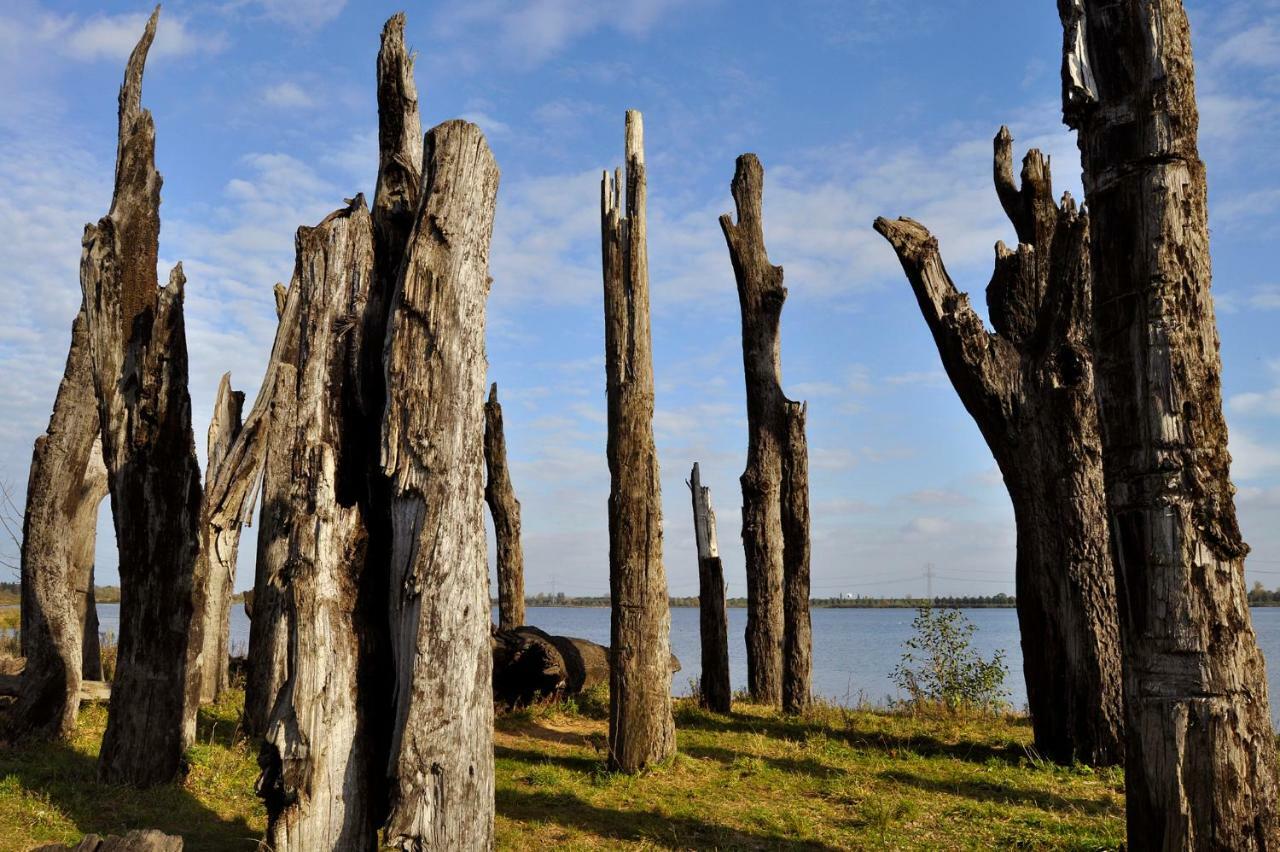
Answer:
[{"xmin": 96, "ymin": 603, "xmax": 1280, "ymax": 725}]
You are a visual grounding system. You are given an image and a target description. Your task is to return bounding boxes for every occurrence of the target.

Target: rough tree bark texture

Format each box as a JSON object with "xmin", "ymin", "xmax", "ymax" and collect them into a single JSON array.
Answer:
[
  {"xmin": 720, "ymin": 154, "xmax": 788, "ymax": 706},
  {"xmin": 780, "ymin": 403, "xmax": 811, "ymax": 714},
  {"xmin": 485, "ymin": 382, "xmax": 526, "ymax": 630},
  {"xmin": 72, "ymin": 442, "xmax": 108, "ymax": 683},
  {"xmin": 13, "ymin": 308, "xmax": 103, "ymax": 739},
  {"xmin": 242, "ymin": 286, "xmax": 297, "ymax": 737},
  {"xmin": 688, "ymin": 463, "xmax": 730, "ymax": 713},
  {"xmin": 873, "ymin": 127, "xmax": 1124, "ymax": 767},
  {"xmin": 601, "ymin": 110, "xmax": 677, "ymax": 772},
  {"xmin": 1061, "ymin": 0, "xmax": 1279, "ymax": 841},
  {"xmin": 259, "ymin": 199, "xmax": 381, "ymax": 851},
  {"xmin": 79, "ymin": 9, "xmax": 207, "ymax": 786},
  {"xmin": 381, "ymin": 119, "xmax": 499, "ymax": 850},
  {"xmin": 195, "ymin": 282, "xmax": 302, "ymax": 706}
]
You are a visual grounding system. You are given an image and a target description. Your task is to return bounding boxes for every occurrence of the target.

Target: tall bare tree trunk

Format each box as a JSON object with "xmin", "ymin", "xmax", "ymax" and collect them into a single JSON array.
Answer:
[
  {"xmin": 874, "ymin": 127, "xmax": 1124, "ymax": 766},
  {"xmin": 243, "ymin": 354, "xmax": 295, "ymax": 738},
  {"xmin": 780, "ymin": 402, "xmax": 811, "ymax": 714},
  {"xmin": 688, "ymin": 463, "xmax": 730, "ymax": 714},
  {"xmin": 259, "ymin": 199, "xmax": 381, "ymax": 850},
  {"xmin": 382, "ymin": 119, "xmax": 499, "ymax": 849},
  {"xmin": 1060, "ymin": 0, "xmax": 1279, "ymax": 840},
  {"xmin": 13, "ymin": 309, "xmax": 102, "ymax": 739},
  {"xmin": 79, "ymin": 10, "xmax": 207, "ymax": 786},
  {"xmin": 601, "ymin": 110, "xmax": 676, "ymax": 772},
  {"xmin": 71, "ymin": 442, "xmax": 108, "ymax": 682},
  {"xmin": 485, "ymin": 382, "xmax": 525, "ymax": 630},
  {"xmin": 720, "ymin": 154, "xmax": 788, "ymax": 706}
]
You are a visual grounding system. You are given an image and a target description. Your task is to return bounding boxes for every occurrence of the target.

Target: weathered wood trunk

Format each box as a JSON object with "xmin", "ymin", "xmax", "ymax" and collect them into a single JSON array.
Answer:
[
  {"xmin": 719, "ymin": 154, "xmax": 787, "ymax": 706},
  {"xmin": 258, "ymin": 199, "xmax": 381, "ymax": 850},
  {"xmin": 601, "ymin": 110, "xmax": 677, "ymax": 772},
  {"xmin": 1061, "ymin": 0, "xmax": 1280, "ymax": 840},
  {"xmin": 688, "ymin": 463, "xmax": 730, "ymax": 713},
  {"xmin": 243, "ymin": 351, "xmax": 295, "ymax": 738},
  {"xmin": 381, "ymin": 119, "xmax": 499, "ymax": 849},
  {"xmin": 485, "ymin": 382, "xmax": 525, "ymax": 630},
  {"xmin": 195, "ymin": 376, "xmax": 244, "ymax": 702},
  {"xmin": 780, "ymin": 403, "xmax": 811, "ymax": 714},
  {"xmin": 72, "ymin": 442, "xmax": 108, "ymax": 683},
  {"xmin": 13, "ymin": 309, "xmax": 102, "ymax": 739},
  {"xmin": 873, "ymin": 128, "xmax": 1124, "ymax": 766},
  {"xmin": 79, "ymin": 10, "xmax": 207, "ymax": 786}
]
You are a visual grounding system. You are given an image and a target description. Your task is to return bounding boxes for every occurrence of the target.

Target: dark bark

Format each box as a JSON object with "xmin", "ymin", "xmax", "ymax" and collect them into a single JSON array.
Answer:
[
  {"xmin": 485, "ymin": 382, "xmax": 526, "ymax": 630},
  {"xmin": 79, "ymin": 9, "xmax": 207, "ymax": 786},
  {"xmin": 258, "ymin": 199, "xmax": 381, "ymax": 850},
  {"xmin": 381, "ymin": 119, "xmax": 499, "ymax": 849},
  {"xmin": 719, "ymin": 154, "xmax": 787, "ymax": 706},
  {"xmin": 780, "ymin": 402, "xmax": 811, "ymax": 714},
  {"xmin": 1061, "ymin": 0, "xmax": 1279, "ymax": 842},
  {"xmin": 600, "ymin": 110, "xmax": 676, "ymax": 773},
  {"xmin": 688, "ymin": 463, "xmax": 731, "ymax": 714},
  {"xmin": 873, "ymin": 126, "xmax": 1124, "ymax": 767},
  {"xmin": 13, "ymin": 309, "xmax": 103, "ymax": 739},
  {"xmin": 33, "ymin": 829, "xmax": 183, "ymax": 852}
]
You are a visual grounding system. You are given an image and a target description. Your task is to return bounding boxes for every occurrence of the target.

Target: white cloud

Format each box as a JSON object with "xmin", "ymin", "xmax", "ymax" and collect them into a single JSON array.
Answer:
[
  {"xmin": 231, "ymin": 0, "xmax": 348, "ymax": 30},
  {"xmin": 50, "ymin": 10, "xmax": 227, "ymax": 62},
  {"xmin": 261, "ymin": 81, "xmax": 315, "ymax": 109},
  {"xmin": 1230, "ymin": 430, "xmax": 1280, "ymax": 480}
]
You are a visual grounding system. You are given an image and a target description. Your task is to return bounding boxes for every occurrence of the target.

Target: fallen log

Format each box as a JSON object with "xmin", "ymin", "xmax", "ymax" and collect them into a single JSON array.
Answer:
[
  {"xmin": 33, "ymin": 829, "xmax": 183, "ymax": 851},
  {"xmin": 492, "ymin": 626, "xmax": 681, "ymax": 708},
  {"xmin": 0, "ymin": 667, "xmax": 111, "ymax": 702}
]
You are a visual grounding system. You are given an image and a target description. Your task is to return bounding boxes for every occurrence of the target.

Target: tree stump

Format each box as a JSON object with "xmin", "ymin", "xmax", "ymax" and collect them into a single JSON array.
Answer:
[
  {"xmin": 688, "ymin": 463, "xmax": 731, "ymax": 713},
  {"xmin": 1061, "ymin": 0, "xmax": 1279, "ymax": 839},
  {"xmin": 600, "ymin": 110, "xmax": 676, "ymax": 773}
]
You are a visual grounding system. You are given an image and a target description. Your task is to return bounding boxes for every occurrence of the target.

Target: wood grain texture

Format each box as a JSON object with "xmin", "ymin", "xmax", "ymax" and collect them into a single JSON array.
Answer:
[
  {"xmin": 780, "ymin": 402, "xmax": 811, "ymax": 714},
  {"xmin": 600, "ymin": 110, "xmax": 676, "ymax": 772},
  {"xmin": 485, "ymin": 382, "xmax": 526, "ymax": 630},
  {"xmin": 1061, "ymin": 0, "xmax": 1279, "ymax": 842},
  {"xmin": 381, "ymin": 119, "xmax": 498, "ymax": 849},
  {"xmin": 874, "ymin": 126, "xmax": 1124, "ymax": 768}
]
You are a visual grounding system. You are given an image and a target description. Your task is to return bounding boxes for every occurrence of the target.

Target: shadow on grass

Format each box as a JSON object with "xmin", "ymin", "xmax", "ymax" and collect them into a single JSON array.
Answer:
[
  {"xmin": 496, "ymin": 718, "xmax": 601, "ymax": 750},
  {"xmin": 879, "ymin": 768, "xmax": 1122, "ymax": 816},
  {"xmin": 681, "ymin": 743, "xmax": 841, "ymax": 779},
  {"xmin": 674, "ymin": 706, "xmax": 1027, "ymax": 766},
  {"xmin": 498, "ymin": 787, "xmax": 843, "ymax": 851},
  {"xmin": 0, "ymin": 718, "xmax": 260, "ymax": 851},
  {"xmin": 496, "ymin": 744, "xmax": 603, "ymax": 774}
]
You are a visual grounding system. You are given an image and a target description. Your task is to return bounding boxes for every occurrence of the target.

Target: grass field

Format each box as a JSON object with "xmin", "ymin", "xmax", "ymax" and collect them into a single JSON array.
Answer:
[{"xmin": 0, "ymin": 687, "xmax": 1125, "ymax": 850}]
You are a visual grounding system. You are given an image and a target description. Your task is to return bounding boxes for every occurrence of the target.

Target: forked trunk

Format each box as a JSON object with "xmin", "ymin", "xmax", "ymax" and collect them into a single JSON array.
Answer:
[
  {"xmin": 688, "ymin": 463, "xmax": 730, "ymax": 713},
  {"xmin": 79, "ymin": 9, "xmax": 207, "ymax": 786},
  {"xmin": 600, "ymin": 110, "xmax": 676, "ymax": 772},
  {"xmin": 1061, "ymin": 0, "xmax": 1279, "ymax": 840},
  {"xmin": 382, "ymin": 119, "xmax": 499, "ymax": 849},
  {"xmin": 874, "ymin": 125, "xmax": 1123, "ymax": 766},
  {"xmin": 485, "ymin": 382, "xmax": 525, "ymax": 630}
]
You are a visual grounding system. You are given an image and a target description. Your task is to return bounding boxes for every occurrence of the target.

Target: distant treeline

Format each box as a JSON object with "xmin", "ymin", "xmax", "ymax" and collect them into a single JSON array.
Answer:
[{"xmin": 517, "ymin": 591, "xmax": 1018, "ymax": 609}]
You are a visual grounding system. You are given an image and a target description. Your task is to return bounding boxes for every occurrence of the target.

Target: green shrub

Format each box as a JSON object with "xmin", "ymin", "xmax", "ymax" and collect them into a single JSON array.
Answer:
[{"xmin": 891, "ymin": 606, "xmax": 1008, "ymax": 714}]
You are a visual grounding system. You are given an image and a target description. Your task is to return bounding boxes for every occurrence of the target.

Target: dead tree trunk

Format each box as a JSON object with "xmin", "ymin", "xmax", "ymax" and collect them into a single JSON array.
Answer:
[
  {"xmin": 1060, "ymin": 0, "xmax": 1279, "ymax": 839},
  {"xmin": 243, "ymin": 353, "xmax": 295, "ymax": 738},
  {"xmin": 485, "ymin": 382, "xmax": 525, "ymax": 630},
  {"xmin": 71, "ymin": 441, "xmax": 108, "ymax": 682},
  {"xmin": 873, "ymin": 127, "xmax": 1124, "ymax": 766},
  {"xmin": 688, "ymin": 463, "xmax": 730, "ymax": 714},
  {"xmin": 195, "ymin": 281, "xmax": 302, "ymax": 706},
  {"xmin": 258, "ymin": 199, "xmax": 381, "ymax": 851},
  {"xmin": 720, "ymin": 154, "xmax": 787, "ymax": 706},
  {"xmin": 79, "ymin": 10, "xmax": 207, "ymax": 786},
  {"xmin": 381, "ymin": 119, "xmax": 499, "ymax": 849},
  {"xmin": 13, "ymin": 308, "xmax": 103, "ymax": 739},
  {"xmin": 600, "ymin": 110, "xmax": 676, "ymax": 772},
  {"xmin": 195, "ymin": 376, "xmax": 243, "ymax": 702},
  {"xmin": 780, "ymin": 402, "xmax": 811, "ymax": 714}
]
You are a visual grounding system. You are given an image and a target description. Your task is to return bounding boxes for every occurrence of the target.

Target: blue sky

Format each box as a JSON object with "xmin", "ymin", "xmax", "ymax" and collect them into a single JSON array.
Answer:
[{"xmin": 2, "ymin": 0, "xmax": 1279, "ymax": 600}]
